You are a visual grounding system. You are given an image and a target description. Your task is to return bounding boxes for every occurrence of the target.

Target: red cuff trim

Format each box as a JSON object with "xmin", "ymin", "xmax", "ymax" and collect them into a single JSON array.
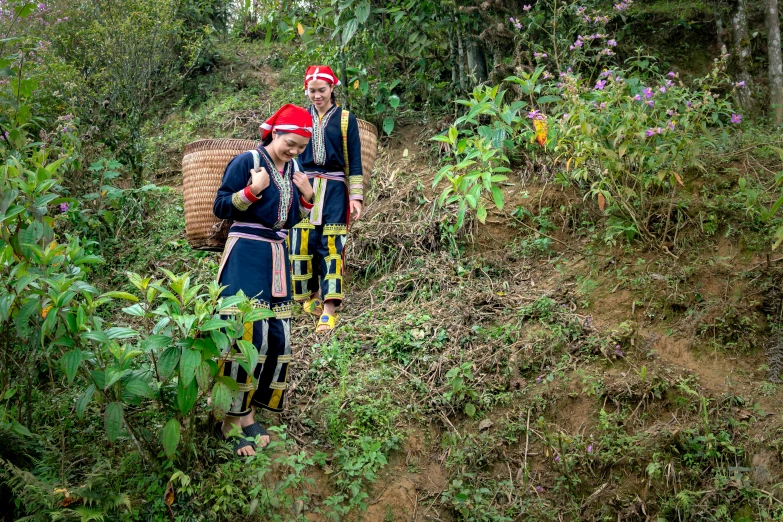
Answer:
[
  {"xmin": 299, "ymin": 196, "xmax": 314, "ymax": 210},
  {"xmin": 244, "ymin": 186, "xmax": 259, "ymax": 203}
]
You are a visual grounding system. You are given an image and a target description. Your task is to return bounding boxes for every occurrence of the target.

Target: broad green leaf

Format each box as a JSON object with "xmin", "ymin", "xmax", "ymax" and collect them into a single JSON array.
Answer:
[
  {"xmin": 236, "ymin": 340, "xmax": 259, "ymax": 379},
  {"xmin": 211, "ymin": 381, "xmax": 233, "ymax": 419},
  {"xmin": 200, "ymin": 318, "xmax": 231, "ymax": 332},
  {"xmin": 195, "ymin": 360, "xmax": 211, "ymax": 390},
  {"xmin": 476, "ymin": 205, "xmax": 487, "ymax": 224},
  {"xmin": 105, "ymin": 327, "xmax": 138, "ymax": 340},
  {"xmin": 537, "ymin": 95, "xmax": 561, "ymax": 104},
  {"xmin": 244, "ymin": 307, "xmax": 275, "ymax": 323},
  {"xmin": 142, "ymin": 334, "xmax": 171, "ymax": 352},
  {"xmin": 61, "ymin": 349, "xmax": 82, "ymax": 384},
  {"xmin": 179, "ymin": 348, "xmax": 201, "ymax": 388},
  {"xmin": 383, "ymin": 117, "xmax": 394, "ymax": 136},
  {"xmin": 388, "ymin": 95, "xmax": 400, "ymax": 109},
  {"xmin": 341, "ymin": 18, "xmax": 359, "ymax": 46},
  {"xmin": 161, "ymin": 418, "xmax": 180, "ymax": 459},
  {"xmin": 122, "ymin": 304, "xmax": 145, "ymax": 317},
  {"xmin": 177, "ymin": 378, "xmax": 198, "ymax": 414},
  {"xmin": 356, "ymin": 0, "xmax": 370, "ymax": 23},
  {"xmin": 124, "ymin": 378, "xmax": 151, "ymax": 398},
  {"xmin": 464, "ymin": 403, "xmax": 476, "ymax": 417},
  {"xmin": 76, "ymin": 384, "xmax": 95, "ymax": 419},
  {"xmin": 105, "ymin": 402, "xmax": 123, "ymax": 443},
  {"xmin": 157, "ymin": 346, "xmax": 180, "ymax": 381},
  {"xmin": 490, "ymin": 186, "xmax": 504, "ymax": 210}
]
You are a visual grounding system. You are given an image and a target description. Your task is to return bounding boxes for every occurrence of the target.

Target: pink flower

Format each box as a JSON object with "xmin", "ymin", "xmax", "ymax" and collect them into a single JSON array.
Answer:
[
  {"xmin": 647, "ymin": 100, "xmax": 655, "ymax": 107},
  {"xmin": 634, "ymin": 94, "xmax": 641, "ymax": 101},
  {"xmin": 668, "ymin": 71, "xmax": 676, "ymax": 78},
  {"xmin": 523, "ymin": 4, "xmax": 532, "ymax": 11},
  {"xmin": 509, "ymin": 17, "xmax": 515, "ymax": 22},
  {"xmin": 666, "ymin": 80, "xmax": 674, "ymax": 87},
  {"xmin": 643, "ymin": 87, "xmax": 653, "ymax": 98},
  {"xmin": 515, "ymin": 23, "xmax": 522, "ymax": 29},
  {"xmin": 656, "ymin": 127, "xmax": 663, "ymax": 134},
  {"xmin": 595, "ymin": 79, "xmax": 606, "ymax": 90},
  {"xmin": 731, "ymin": 113, "xmax": 742, "ymax": 124},
  {"xmin": 736, "ymin": 81, "xmax": 746, "ymax": 87},
  {"xmin": 660, "ymin": 86, "xmax": 666, "ymax": 93},
  {"xmin": 645, "ymin": 129, "xmax": 654, "ymax": 137},
  {"xmin": 608, "ymin": 39, "xmax": 617, "ymax": 47}
]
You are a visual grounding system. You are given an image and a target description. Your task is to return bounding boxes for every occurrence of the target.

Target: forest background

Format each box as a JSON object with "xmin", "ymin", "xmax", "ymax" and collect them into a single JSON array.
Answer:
[{"xmin": 5, "ymin": 0, "xmax": 783, "ymax": 520}]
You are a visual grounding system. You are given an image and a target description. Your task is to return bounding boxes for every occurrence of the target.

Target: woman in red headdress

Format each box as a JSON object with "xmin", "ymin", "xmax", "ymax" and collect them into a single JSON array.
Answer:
[
  {"xmin": 288, "ymin": 65, "xmax": 364, "ymax": 333},
  {"xmin": 212, "ymin": 104, "xmax": 314, "ymax": 457}
]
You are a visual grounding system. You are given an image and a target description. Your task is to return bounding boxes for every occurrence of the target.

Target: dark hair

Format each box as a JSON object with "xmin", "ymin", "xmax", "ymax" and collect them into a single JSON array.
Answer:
[{"xmin": 261, "ymin": 135, "xmax": 272, "ymax": 146}]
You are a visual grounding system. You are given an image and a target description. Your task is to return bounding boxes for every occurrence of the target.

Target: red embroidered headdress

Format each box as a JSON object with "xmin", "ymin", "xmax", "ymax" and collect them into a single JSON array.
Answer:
[
  {"xmin": 260, "ymin": 104, "xmax": 313, "ymax": 141},
  {"xmin": 304, "ymin": 65, "xmax": 341, "ymax": 89}
]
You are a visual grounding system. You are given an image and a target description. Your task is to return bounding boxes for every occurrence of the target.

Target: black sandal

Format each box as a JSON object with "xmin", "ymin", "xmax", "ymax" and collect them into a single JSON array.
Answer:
[
  {"xmin": 242, "ymin": 422, "xmax": 270, "ymax": 450},
  {"xmin": 214, "ymin": 421, "xmax": 256, "ymax": 457}
]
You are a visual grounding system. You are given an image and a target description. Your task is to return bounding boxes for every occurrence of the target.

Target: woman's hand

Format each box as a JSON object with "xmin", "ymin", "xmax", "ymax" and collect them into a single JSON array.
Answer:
[
  {"xmin": 293, "ymin": 171, "xmax": 314, "ymax": 202},
  {"xmin": 349, "ymin": 200, "xmax": 363, "ymax": 221},
  {"xmin": 250, "ymin": 167, "xmax": 270, "ymax": 196}
]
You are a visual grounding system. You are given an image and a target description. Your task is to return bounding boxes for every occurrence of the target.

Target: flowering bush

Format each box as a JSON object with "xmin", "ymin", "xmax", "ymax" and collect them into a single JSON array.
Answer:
[{"xmin": 549, "ymin": 56, "xmax": 736, "ymax": 244}]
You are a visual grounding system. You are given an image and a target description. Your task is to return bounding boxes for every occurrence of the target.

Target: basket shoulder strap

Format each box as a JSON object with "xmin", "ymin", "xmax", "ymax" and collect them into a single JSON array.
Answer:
[
  {"xmin": 341, "ymin": 109, "xmax": 350, "ymax": 176},
  {"xmin": 292, "ymin": 158, "xmax": 300, "ymax": 172},
  {"xmin": 248, "ymin": 149, "xmax": 261, "ymax": 171}
]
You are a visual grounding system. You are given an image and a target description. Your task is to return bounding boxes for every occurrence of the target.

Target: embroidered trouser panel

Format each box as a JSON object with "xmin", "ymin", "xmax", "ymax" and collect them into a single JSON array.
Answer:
[
  {"xmin": 289, "ymin": 178, "xmax": 348, "ymax": 303},
  {"xmin": 218, "ymin": 237, "xmax": 294, "ymax": 415}
]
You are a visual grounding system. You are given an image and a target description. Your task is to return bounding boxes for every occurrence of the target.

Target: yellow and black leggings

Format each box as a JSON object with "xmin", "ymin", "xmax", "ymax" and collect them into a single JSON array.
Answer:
[{"xmin": 289, "ymin": 178, "xmax": 348, "ymax": 304}]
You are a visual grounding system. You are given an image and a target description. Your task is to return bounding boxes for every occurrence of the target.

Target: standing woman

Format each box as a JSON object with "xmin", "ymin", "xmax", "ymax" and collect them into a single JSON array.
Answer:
[
  {"xmin": 289, "ymin": 65, "xmax": 363, "ymax": 333},
  {"xmin": 213, "ymin": 104, "xmax": 315, "ymax": 457}
]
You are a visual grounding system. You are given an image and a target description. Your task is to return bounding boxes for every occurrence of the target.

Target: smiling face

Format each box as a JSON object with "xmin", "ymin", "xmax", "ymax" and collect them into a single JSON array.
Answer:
[
  {"xmin": 306, "ymin": 79, "xmax": 334, "ymax": 111},
  {"xmin": 269, "ymin": 132, "xmax": 310, "ymax": 162}
]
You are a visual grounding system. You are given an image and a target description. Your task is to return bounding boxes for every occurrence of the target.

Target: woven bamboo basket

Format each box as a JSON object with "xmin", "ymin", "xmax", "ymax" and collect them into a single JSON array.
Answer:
[
  {"xmin": 182, "ymin": 139, "xmax": 258, "ymax": 251},
  {"xmin": 356, "ymin": 119, "xmax": 378, "ymax": 189},
  {"xmin": 182, "ymin": 120, "xmax": 378, "ymax": 251}
]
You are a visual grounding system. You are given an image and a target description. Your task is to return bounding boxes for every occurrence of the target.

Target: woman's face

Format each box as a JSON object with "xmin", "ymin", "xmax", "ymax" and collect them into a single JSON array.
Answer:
[
  {"xmin": 270, "ymin": 132, "xmax": 310, "ymax": 162},
  {"xmin": 307, "ymin": 79, "xmax": 334, "ymax": 110}
]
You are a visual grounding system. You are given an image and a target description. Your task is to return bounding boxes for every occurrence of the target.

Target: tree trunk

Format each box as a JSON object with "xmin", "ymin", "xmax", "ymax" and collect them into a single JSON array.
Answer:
[
  {"xmin": 767, "ymin": 0, "xmax": 783, "ymax": 124},
  {"xmin": 450, "ymin": 33, "xmax": 458, "ymax": 88},
  {"xmin": 730, "ymin": 0, "xmax": 757, "ymax": 113},
  {"xmin": 457, "ymin": 31, "xmax": 467, "ymax": 91},
  {"xmin": 466, "ymin": 39, "xmax": 488, "ymax": 85}
]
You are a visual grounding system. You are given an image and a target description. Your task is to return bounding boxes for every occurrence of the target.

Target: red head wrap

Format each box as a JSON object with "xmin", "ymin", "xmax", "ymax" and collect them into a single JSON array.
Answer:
[
  {"xmin": 304, "ymin": 65, "xmax": 341, "ymax": 90},
  {"xmin": 259, "ymin": 104, "xmax": 313, "ymax": 141}
]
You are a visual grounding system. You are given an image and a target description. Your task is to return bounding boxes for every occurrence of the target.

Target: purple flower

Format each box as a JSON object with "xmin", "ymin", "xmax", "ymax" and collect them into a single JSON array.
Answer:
[
  {"xmin": 535, "ymin": 486, "xmax": 544, "ymax": 493},
  {"xmin": 567, "ymin": 67, "xmax": 572, "ymax": 73},
  {"xmin": 668, "ymin": 71, "xmax": 676, "ymax": 78},
  {"xmin": 587, "ymin": 445, "xmax": 593, "ymax": 453},
  {"xmin": 584, "ymin": 15, "xmax": 590, "ymax": 22},
  {"xmin": 59, "ymin": 203, "xmax": 69, "ymax": 213},
  {"xmin": 515, "ymin": 23, "xmax": 522, "ymax": 29},
  {"xmin": 659, "ymin": 86, "xmax": 666, "ymax": 93},
  {"xmin": 667, "ymin": 109, "xmax": 675, "ymax": 116},
  {"xmin": 542, "ymin": 71, "xmax": 553, "ymax": 80},
  {"xmin": 656, "ymin": 127, "xmax": 663, "ymax": 134},
  {"xmin": 736, "ymin": 81, "xmax": 746, "ymax": 87},
  {"xmin": 645, "ymin": 129, "xmax": 655, "ymax": 137},
  {"xmin": 601, "ymin": 70, "xmax": 612, "ymax": 77},
  {"xmin": 643, "ymin": 87, "xmax": 653, "ymax": 98},
  {"xmin": 528, "ymin": 110, "xmax": 542, "ymax": 120},
  {"xmin": 686, "ymin": 101, "xmax": 692, "ymax": 107},
  {"xmin": 608, "ymin": 39, "xmax": 617, "ymax": 47},
  {"xmin": 557, "ymin": 82, "xmax": 563, "ymax": 88},
  {"xmin": 599, "ymin": 102, "xmax": 606, "ymax": 109},
  {"xmin": 534, "ymin": 52, "xmax": 548, "ymax": 59},
  {"xmin": 562, "ymin": 113, "xmax": 570, "ymax": 120},
  {"xmin": 574, "ymin": 39, "xmax": 583, "ymax": 48},
  {"xmin": 616, "ymin": 76, "xmax": 623, "ymax": 83},
  {"xmin": 569, "ymin": 45, "xmax": 575, "ymax": 51},
  {"xmin": 666, "ymin": 80, "xmax": 674, "ymax": 87},
  {"xmin": 595, "ymin": 79, "xmax": 606, "ymax": 90},
  {"xmin": 634, "ymin": 94, "xmax": 641, "ymax": 101},
  {"xmin": 668, "ymin": 121, "xmax": 675, "ymax": 130},
  {"xmin": 647, "ymin": 100, "xmax": 655, "ymax": 107},
  {"xmin": 536, "ymin": 375, "xmax": 543, "ymax": 382},
  {"xmin": 523, "ymin": 4, "xmax": 532, "ymax": 11},
  {"xmin": 509, "ymin": 17, "xmax": 515, "ymax": 22},
  {"xmin": 554, "ymin": 455, "xmax": 561, "ymax": 463},
  {"xmin": 37, "ymin": 3, "xmax": 44, "ymax": 10},
  {"xmin": 731, "ymin": 113, "xmax": 742, "ymax": 124}
]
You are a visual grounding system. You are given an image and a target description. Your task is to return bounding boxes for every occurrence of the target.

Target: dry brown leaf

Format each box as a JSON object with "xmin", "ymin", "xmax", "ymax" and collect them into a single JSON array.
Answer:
[
  {"xmin": 598, "ymin": 193, "xmax": 606, "ymax": 211},
  {"xmin": 164, "ymin": 481, "xmax": 175, "ymax": 507},
  {"xmin": 673, "ymin": 172, "xmax": 684, "ymax": 186}
]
